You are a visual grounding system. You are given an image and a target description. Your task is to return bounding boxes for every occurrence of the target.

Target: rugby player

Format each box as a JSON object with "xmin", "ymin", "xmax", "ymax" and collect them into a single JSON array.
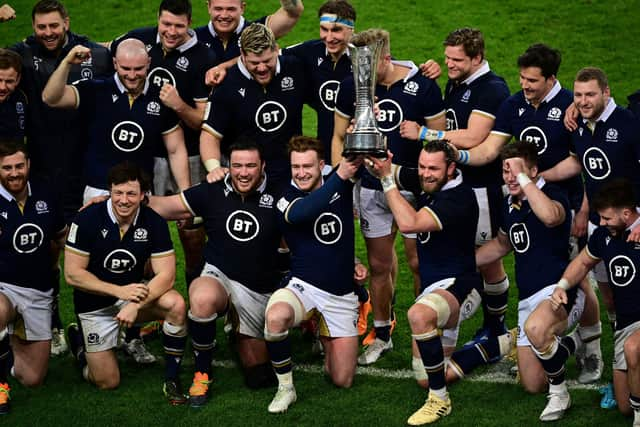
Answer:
[
  {"xmin": 42, "ymin": 39, "xmax": 190, "ymax": 202},
  {"xmin": 64, "ymin": 161, "xmax": 187, "ymax": 403},
  {"xmin": 550, "ymin": 178, "xmax": 640, "ymax": 426},
  {"xmin": 264, "ymin": 136, "xmax": 362, "ymax": 413},
  {"xmin": 10, "ymin": 0, "xmax": 113, "ymax": 355},
  {"xmin": 332, "ymin": 28, "xmax": 446, "ymax": 365},
  {"xmin": 368, "ymin": 141, "xmax": 479, "ymax": 424},
  {"xmin": 404, "ymin": 28, "xmax": 511, "ymax": 346},
  {"xmin": 197, "ymin": 0, "xmax": 304, "ymax": 85},
  {"xmin": 475, "ymin": 141, "xmax": 584, "ymax": 421},
  {"xmin": 450, "ymin": 44, "xmax": 604, "ymax": 383},
  {"xmin": 0, "ymin": 140, "xmax": 66, "ymax": 415},
  {"xmin": 145, "ymin": 138, "xmax": 282, "ymax": 407},
  {"xmin": 200, "ymin": 23, "xmax": 306, "ymax": 190},
  {"xmin": 0, "ymin": 49, "xmax": 26, "ymax": 141}
]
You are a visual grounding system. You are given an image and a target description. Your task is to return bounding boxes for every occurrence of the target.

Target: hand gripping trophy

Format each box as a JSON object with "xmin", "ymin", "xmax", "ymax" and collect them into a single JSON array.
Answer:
[{"xmin": 343, "ymin": 39, "xmax": 387, "ymax": 158}]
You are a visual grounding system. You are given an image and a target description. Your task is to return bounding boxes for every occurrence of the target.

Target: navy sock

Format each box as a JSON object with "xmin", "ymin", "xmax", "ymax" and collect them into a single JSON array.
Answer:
[
  {"xmin": 0, "ymin": 333, "xmax": 10, "ymax": 383},
  {"xmin": 125, "ymin": 326, "xmax": 141, "ymax": 342},
  {"xmin": 375, "ymin": 325, "xmax": 391, "ymax": 342},
  {"xmin": 162, "ymin": 323, "xmax": 186, "ymax": 381},
  {"xmin": 414, "ymin": 331, "xmax": 446, "ymax": 391},
  {"xmin": 482, "ymin": 278, "xmax": 508, "ymax": 335},
  {"xmin": 450, "ymin": 336, "xmax": 501, "ymax": 376},
  {"xmin": 189, "ymin": 313, "xmax": 217, "ymax": 376},
  {"xmin": 266, "ymin": 335, "xmax": 292, "ymax": 375},
  {"xmin": 537, "ymin": 338, "xmax": 570, "ymax": 385}
]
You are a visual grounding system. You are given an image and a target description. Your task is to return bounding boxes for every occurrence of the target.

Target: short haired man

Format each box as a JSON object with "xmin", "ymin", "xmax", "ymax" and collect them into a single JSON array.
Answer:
[
  {"xmin": 550, "ymin": 178, "xmax": 640, "ymax": 425},
  {"xmin": 200, "ymin": 23, "xmax": 307, "ymax": 190},
  {"xmin": 332, "ymin": 28, "xmax": 446, "ymax": 365},
  {"xmin": 10, "ymin": 0, "xmax": 113, "ymax": 355},
  {"xmin": 64, "ymin": 161, "xmax": 188, "ymax": 404},
  {"xmin": 264, "ymin": 136, "xmax": 362, "ymax": 413},
  {"xmin": 405, "ymin": 28, "xmax": 512, "ymax": 350},
  {"xmin": 0, "ymin": 49, "xmax": 26, "ymax": 140},
  {"xmin": 146, "ymin": 139, "xmax": 282, "ymax": 407},
  {"xmin": 196, "ymin": 0, "xmax": 304, "ymax": 84},
  {"xmin": 281, "ymin": 0, "xmax": 355, "ymax": 165},
  {"xmin": 368, "ymin": 141, "xmax": 480, "ymax": 424},
  {"xmin": 42, "ymin": 39, "xmax": 190, "ymax": 201},
  {"xmin": 0, "ymin": 140, "xmax": 67, "ymax": 414},
  {"xmin": 475, "ymin": 141, "xmax": 585, "ymax": 421}
]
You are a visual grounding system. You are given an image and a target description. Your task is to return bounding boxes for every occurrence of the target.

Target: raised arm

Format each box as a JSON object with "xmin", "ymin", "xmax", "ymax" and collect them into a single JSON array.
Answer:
[{"xmin": 42, "ymin": 45, "xmax": 89, "ymax": 108}]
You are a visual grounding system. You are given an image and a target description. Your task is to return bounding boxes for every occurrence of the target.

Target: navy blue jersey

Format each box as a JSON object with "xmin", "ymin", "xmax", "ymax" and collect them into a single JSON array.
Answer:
[
  {"xmin": 500, "ymin": 180, "xmax": 571, "ymax": 300},
  {"xmin": 66, "ymin": 201, "xmax": 174, "ymax": 313},
  {"xmin": 73, "ymin": 75, "xmax": 180, "ymax": 189},
  {"xmin": 587, "ymin": 221, "xmax": 640, "ymax": 330},
  {"xmin": 0, "ymin": 89, "xmax": 27, "ymax": 140},
  {"xmin": 282, "ymin": 40, "xmax": 352, "ymax": 163},
  {"xmin": 10, "ymin": 33, "xmax": 113, "ymax": 218},
  {"xmin": 493, "ymin": 82, "xmax": 583, "ymax": 210},
  {"xmin": 335, "ymin": 61, "xmax": 445, "ymax": 189},
  {"xmin": 180, "ymin": 174, "xmax": 281, "ymax": 293},
  {"xmin": 194, "ymin": 16, "xmax": 267, "ymax": 64},
  {"xmin": 416, "ymin": 172, "xmax": 479, "ymax": 287},
  {"xmin": 570, "ymin": 100, "xmax": 640, "ymax": 223},
  {"xmin": 202, "ymin": 55, "xmax": 306, "ymax": 185},
  {"xmin": 628, "ymin": 90, "xmax": 640, "ymax": 119},
  {"xmin": 111, "ymin": 28, "xmax": 216, "ymax": 156},
  {"xmin": 277, "ymin": 171, "xmax": 355, "ymax": 295},
  {"xmin": 0, "ymin": 181, "xmax": 65, "ymax": 291},
  {"xmin": 444, "ymin": 64, "xmax": 509, "ymax": 188}
]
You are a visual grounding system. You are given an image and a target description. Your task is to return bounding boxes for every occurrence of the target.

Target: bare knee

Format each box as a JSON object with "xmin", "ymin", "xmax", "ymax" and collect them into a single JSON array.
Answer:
[
  {"xmin": 524, "ymin": 318, "xmax": 547, "ymax": 350},
  {"xmin": 266, "ymin": 302, "xmax": 293, "ymax": 333},
  {"xmin": 330, "ymin": 371, "xmax": 354, "ymax": 388},
  {"xmin": 624, "ymin": 341, "xmax": 640, "ymax": 369}
]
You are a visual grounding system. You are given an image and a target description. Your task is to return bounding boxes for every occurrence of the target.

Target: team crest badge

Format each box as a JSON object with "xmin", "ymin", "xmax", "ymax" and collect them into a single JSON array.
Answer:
[
  {"xmin": 134, "ymin": 227, "xmax": 148, "ymax": 241},
  {"xmin": 461, "ymin": 89, "xmax": 471, "ymax": 103},
  {"xmin": 259, "ymin": 194, "xmax": 274, "ymax": 208},
  {"xmin": 547, "ymin": 107, "xmax": 562, "ymax": 121},
  {"xmin": 35, "ymin": 200, "xmax": 49, "ymax": 213},
  {"xmin": 176, "ymin": 56, "xmax": 189, "ymax": 71},
  {"xmin": 281, "ymin": 76, "xmax": 294, "ymax": 91},
  {"xmin": 15, "ymin": 102, "xmax": 24, "ymax": 114},
  {"xmin": 606, "ymin": 128, "xmax": 618, "ymax": 142},
  {"xmin": 147, "ymin": 101, "xmax": 161, "ymax": 116},
  {"xmin": 403, "ymin": 81, "xmax": 419, "ymax": 95}
]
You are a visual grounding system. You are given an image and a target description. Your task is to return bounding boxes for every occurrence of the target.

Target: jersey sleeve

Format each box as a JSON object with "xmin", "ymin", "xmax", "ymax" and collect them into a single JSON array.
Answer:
[
  {"xmin": 586, "ymin": 227, "xmax": 606, "ymax": 261},
  {"xmin": 334, "ymin": 77, "xmax": 355, "ymax": 119},
  {"xmin": 65, "ymin": 207, "xmax": 96, "ymax": 256},
  {"xmin": 420, "ymin": 79, "xmax": 446, "ymax": 120},
  {"xmin": 202, "ymin": 84, "xmax": 232, "ymax": 138},
  {"xmin": 148, "ymin": 211, "xmax": 174, "ymax": 258},
  {"xmin": 491, "ymin": 97, "xmax": 514, "ymax": 137},
  {"xmin": 180, "ymin": 181, "xmax": 213, "ymax": 217},
  {"xmin": 424, "ymin": 189, "xmax": 474, "ymax": 231},
  {"xmin": 192, "ymin": 48, "xmax": 218, "ymax": 102},
  {"xmin": 71, "ymin": 78, "xmax": 98, "ymax": 114}
]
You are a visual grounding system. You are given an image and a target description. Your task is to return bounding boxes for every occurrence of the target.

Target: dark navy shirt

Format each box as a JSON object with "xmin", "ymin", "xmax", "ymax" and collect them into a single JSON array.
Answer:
[
  {"xmin": 0, "ymin": 89, "xmax": 27, "ymax": 140},
  {"xmin": 194, "ymin": 16, "xmax": 267, "ymax": 64},
  {"xmin": 282, "ymin": 40, "xmax": 352, "ymax": 163},
  {"xmin": 180, "ymin": 174, "xmax": 281, "ymax": 293},
  {"xmin": 111, "ymin": 27, "xmax": 216, "ymax": 156},
  {"xmin": 587, "ymin": 218, "xmax": 640, "ymax": 330},
  {"xmin": 73, "ymin": 75, "xmax": 180, "ymax": 189},
  {"xmin": 335, "ymin": 61, "xmax": 445, "ymax": 189},
  {"xmin": 444, "ymin": 63, "xmax": 509, "ymax": 188},
  {"xmin": 500, "ymin": 179, "xmax": 571, "ymax": 300},
  {"xmin": 277, "ymin": 171, "xmax": 355, "ymax": 295},
  {"xmin": 0, "ymin": 181, "xmax": 65, "ymax": 291},
  {"xmin": 66, "ymin": 201, "xmax": 174, "ymax": 313}
]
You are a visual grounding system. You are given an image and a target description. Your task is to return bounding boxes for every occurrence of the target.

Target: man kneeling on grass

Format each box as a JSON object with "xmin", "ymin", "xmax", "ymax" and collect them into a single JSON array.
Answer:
[{"xmin": 64, "ymin": 161, "xmax": 188, "ymax": 404}]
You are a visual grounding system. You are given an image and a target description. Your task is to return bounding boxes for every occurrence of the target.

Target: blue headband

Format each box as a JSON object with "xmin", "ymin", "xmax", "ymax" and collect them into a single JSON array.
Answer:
[{"xmin": 320, "ymin": 14, "xmax": 354, "ymax": 29}]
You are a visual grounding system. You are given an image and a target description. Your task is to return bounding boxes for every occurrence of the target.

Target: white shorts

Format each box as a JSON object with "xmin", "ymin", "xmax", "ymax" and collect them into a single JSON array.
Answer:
[
  {"xmin": 153, "ymin": 155, "xmax": 206, "ymax": 196},
  {"xmin": 0, "ymin": 282, "xmax": 53, "ymax": 341},
  {"xmin": 77, "ymin": 299, "xmax": 129, "ymax": 352},
  {"xmin": 516, "ymin": 284, "xmax": 585, "ymax": 347},
  {"xmin": 416, "ymin": 279, "xmax": 482, "ymax": 348},
  {"xmin": 201, "ymin": 263, "xmax": 270, "ymax": 339},
  {"xmin": 83, "ymin": 185, "xmax": 110, "ymax": 205},
  {"xmin": 473, "ymin": 187, "xmax": 502, "ymax": 246},
  {"xmin": 359, "ymin": 187, "xmax": 416, "ymax": 238},
  {"xmin": 286, "ymin": 276, "xmax": 358, "ymax": 338},
  {"xmin": 588, "ymin": 221, "xmax": 608, "ymax": 282},
  {"xmin": 613, "ymin": 320, "xmax": 640, "ymax": 370}
]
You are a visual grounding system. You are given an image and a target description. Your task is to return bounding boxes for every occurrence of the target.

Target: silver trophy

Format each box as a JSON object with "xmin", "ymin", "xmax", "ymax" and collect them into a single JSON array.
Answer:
[{"xmin": 343, "ymin": 40, "xmax": 387, "ymax": 158}]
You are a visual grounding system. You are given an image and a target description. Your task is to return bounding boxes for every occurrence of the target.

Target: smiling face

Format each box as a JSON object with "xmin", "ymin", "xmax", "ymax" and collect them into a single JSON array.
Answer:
[
  {"xmin": 229, "ymin": 149, "xmax": 264, "ymax": 194},
  {"xmin": 519, "ymin": 66, "xmax": 554, "ymax": 107},
  {"xmin": 290, "ymin": 150, "xmax": 324, "ymax": 192},
  {"xmin": 241, "ymin": 48, "xmax": 278, "ymax": 86},
  {"xmin": 418, "ymin": 150, "xmax": 454, "ymax": 194},
  {"xmin": 158, "ymin": 10, "xmax": 191, "ymax": 51},
  {"xmin": 320, "ymin": 22, "xmax": 352, "ymax": 58},
  {"xmin": 0, "ymin": 151, "xmax": 29, "ymax": 197},
  {"xmin": 0, "ymin": 67, "xmax": 19, "ymax": 103},
  {"xmin": 444, "ymin": 44, "xmax": 480, "ymax": 82},
  {"xmin": 114, "ymin": 51, "xmax": 150, "ymax": 95},
  {"xmin": 208, "ymin": 0, "xmax": 244, "ymax": 35},
  {"xmin": 574, "ymin": 79, "xmax": 609, "ymax": 120},
  {"xmin": 110, "ymin": 180, "xmax": 144, "ymax": 223},
  {"xmin": 32, "ymin": 11, "xmax": 69, "ymax": 53}
]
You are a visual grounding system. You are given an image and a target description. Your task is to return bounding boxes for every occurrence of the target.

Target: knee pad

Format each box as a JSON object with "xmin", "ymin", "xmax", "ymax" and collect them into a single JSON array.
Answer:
[
  {"xmin": 263, "ymin": 328, "xmax": 288, "ymax": 343},
  {"xmin": 266, "ymin": 288, "xmax": 304, "ymax": 326},
  {"xmin": 188, "ymin": 310, "xmax": 218, "ymax": 323},
  {"xmin": 163, "ymin": 321, "xmax": 187, "ymax": 337},
  {"xmin": 416, "ymin": 293, "xmax": 451, "ymax": 329},
  {"xmin": 484, "ymin": 277, "xmax": 509, "ymax": 294}
]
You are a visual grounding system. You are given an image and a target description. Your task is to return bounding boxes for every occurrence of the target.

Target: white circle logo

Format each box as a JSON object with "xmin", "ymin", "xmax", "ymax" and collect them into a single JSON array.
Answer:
[
  {"xmin": 13, "ymin": 223, "xmax": 44, "ymax": 253},
  {"xmin": 111, "ymin": 121, "xmax": 145, "ymax": 152},
  {"xmin": 226, "ymin": 210, "xmax": 260, "ymax": 242},
  {"xmin": 255, "ymin": 101, "xmax": 287, "ymax": 133},
  {"xmin": 319, "ymin": 80, "xmax": 340, "ymax": 111},
  {"xmin": 520, "ymin": 126, "xmax": 548, "ymax": 155},
  {"xmin": 508, "ymin": 223, "xmax": 530, "ymax": 253},
  {"xmin": 609, "ymin": 255, "xmax": 636, "ymax": 287},
  {"xmin": 313, "ymin": 213, "xmax": 342, "ymax": 245},
  {"xmin": 148, "ymin": 67, "xmax": 176, "ymax": 89},
  {"xmin": 103, "ymin": 249, "xmax": 137, "ymax": 273},
  {"xmin": 376, "ymin": 99, "xmax": 403, "ymax": 132},
  {"xmin": 582, "ymin": 147, "xmax": 611, "ymax": 180}
]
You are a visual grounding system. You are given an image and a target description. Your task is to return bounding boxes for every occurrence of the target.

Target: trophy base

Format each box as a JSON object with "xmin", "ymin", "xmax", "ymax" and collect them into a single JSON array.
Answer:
[{"xmin": 343, "ymin": 133, "xmax": 387, "ymax": 158}]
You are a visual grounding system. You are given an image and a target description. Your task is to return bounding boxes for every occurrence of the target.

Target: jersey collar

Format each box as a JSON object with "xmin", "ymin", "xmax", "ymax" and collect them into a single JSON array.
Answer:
[
  {"xmin": 390, "ymin": 60, "xmax": 419, "ymax": 82},
  {"xmin": 114, "ymin": 73, "xmax": 150, "ymax": 95},
  {"xmin": 207, "ymin": 16, "xmax": 246, "ymax": 38},
  {"xmin": 0, "ymin": 181, "xmax": 31, "ymax": 202},
  {"xmin": 223, "ymin": 172, "xmax": 268, "ymax": 194},
  {"xmin": 461, "ymin": 60, "xmax": 490, "ymax": 85},
  {"xmin": 439, "ymin": 169, "xmax": 463, "ymax": 191},
  {"xmin": 582, "ymin": 97, "xmax": 616, "ymax": 124},
  {"xmin": 155, "ymin": 28, "xmax": 198, "ymax": 52},
  {"xmin": 107, "ymin": 199, "xmax": 140, "ymax": 226},
  {"xmin": 626, "ymin": 215, "xmax": 640, "ymax": 232},
  {"xmin": 237, "ymin": 56, "xmax": 281, "ymax": 80},
  {"xmin": 526, "ymin": 79, "xmax": 562, "ymax": 106}
]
